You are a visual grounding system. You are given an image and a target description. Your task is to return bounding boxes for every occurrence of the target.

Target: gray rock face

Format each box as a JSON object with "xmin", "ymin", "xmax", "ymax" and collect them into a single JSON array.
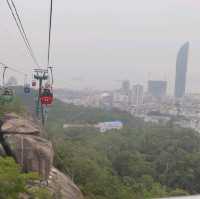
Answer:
[
  {"xmin": 1, "ymin": 113, "xmax": 52, "ymax": 180},
  {"xmin": 0, "ymin": 113, "xmax": 84, "ymax": 199},
  {"xmin": 4, "ymin": 134, "xmax": 54, "ymax": 180},
  {"xmin": 48, "ymin": 167, "xmax": 84, "ymax": 199},
  {"xmin": 1, "ymin": 113, "xmax": 40, "ymax": 135},
  {"xmin": 0, "ymin": 144, "xmax": 6, "ymax": 157}
]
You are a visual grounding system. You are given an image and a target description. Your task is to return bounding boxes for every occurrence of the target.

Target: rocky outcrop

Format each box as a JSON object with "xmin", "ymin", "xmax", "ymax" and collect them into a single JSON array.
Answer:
[
  {"xmin": 4, "ymin": 134, "xmax": 53, "ymax": 180},
  {"xmin": 0, "ymin": 113, "xmax": 84, "ymax": 199},
  {"xmin": 0, "ymin": 113, "xmax": 52, "ymax": 180},
  {"xmin": 1, "ymin": 113, "xmax": 40, "ymax": 135},
  {"xmin": 48, "ymin": 167, "xmax": 84, "ymax": 199},
  {"xmin": 0, "ymin": 144, "xmax": 6, "ymax": 156}
]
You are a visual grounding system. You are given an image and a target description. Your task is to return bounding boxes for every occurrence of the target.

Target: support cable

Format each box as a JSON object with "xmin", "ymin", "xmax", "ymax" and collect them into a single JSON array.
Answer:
[
  {"xmin": 6, "ymin": 0, "xmax": 39, "ymax": 66},
  {"xmin": 48, "ymin": 67, "xmax": 54, "ymax": 85},
  {"xmin": 47, "ymin": 0, "xmax": 53, "ymax": 67},
  {"xmin": 0, "ymin": 62, "xmax": 27, "ymax": 76},
  {"xmin": 10, "ymin": 0, "xmax": 39, "ymax": 66}
]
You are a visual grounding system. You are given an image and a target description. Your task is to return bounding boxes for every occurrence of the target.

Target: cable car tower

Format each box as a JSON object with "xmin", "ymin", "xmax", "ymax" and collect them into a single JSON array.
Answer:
[
  {"xmin": 0, "ymin": 64, "xmax": 14, "ymax": 104},
  {"xmin": 33, "ymin": 69, "xmax": 48, "ymax": 125}
]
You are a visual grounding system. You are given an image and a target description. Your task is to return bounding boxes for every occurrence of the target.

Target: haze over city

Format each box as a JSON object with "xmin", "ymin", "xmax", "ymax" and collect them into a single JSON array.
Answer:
[
  {"xmin": 2, "ymin": 1, "xmax": 200, "ymax": 198},
  {"xmin": 1, "ymin": 0, "xmax": 200, "ymax": 93}
]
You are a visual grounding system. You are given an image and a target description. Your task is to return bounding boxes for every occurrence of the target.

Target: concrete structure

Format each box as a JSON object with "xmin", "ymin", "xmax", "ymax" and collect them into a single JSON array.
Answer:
[
  {"xmin": 63, "ymin": 124, "xmax": 93, "ymax": 128},
  {"xmin": 131, "ymin": 84, "xmax": 144, "ymax": 106},
  {"xmin": 148, "ymin": 80, "xmax": 167, "ymax": 98},
  {"xmin": 95, "ymin": 121, "xmax": 123, "ymax": 132},
  {"xmin": 174, "ymin": 42, "xmax": 189, "ymax": 98},
  {"xmin": 113, "ymin": 91, "xmax": 129, "ymax": 110},
  {"xmin": 121, "ymin": 80, "xmax": 130, "ymax": 95}
]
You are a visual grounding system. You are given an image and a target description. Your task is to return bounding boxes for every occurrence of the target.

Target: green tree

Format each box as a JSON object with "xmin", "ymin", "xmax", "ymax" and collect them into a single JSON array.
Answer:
[
  {"xmin": 29, "ymin": 187, "xmax": 53, "ymax": 199},
  {"xmin": 0, "ymin": 157, "xmax": 38, "ymax": 199}
]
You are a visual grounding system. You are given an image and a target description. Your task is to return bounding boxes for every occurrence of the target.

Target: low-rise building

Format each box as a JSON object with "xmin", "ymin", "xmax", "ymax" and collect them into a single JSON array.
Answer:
[{"xmin": 95, "ymin": 121, "xmax": 123, "ymax": 133}]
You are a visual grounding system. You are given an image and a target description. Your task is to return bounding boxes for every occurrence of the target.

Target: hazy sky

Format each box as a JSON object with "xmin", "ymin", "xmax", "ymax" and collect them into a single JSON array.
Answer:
[{"xmin": 0, "ymin": 0, "xmax": 200, "ymax": 93}]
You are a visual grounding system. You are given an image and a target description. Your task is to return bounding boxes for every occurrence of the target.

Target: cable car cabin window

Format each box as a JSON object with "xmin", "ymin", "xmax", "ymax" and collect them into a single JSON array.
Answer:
[{"xmin": 42, "ymin": 89, "xmax": 53, "ymax": 97}]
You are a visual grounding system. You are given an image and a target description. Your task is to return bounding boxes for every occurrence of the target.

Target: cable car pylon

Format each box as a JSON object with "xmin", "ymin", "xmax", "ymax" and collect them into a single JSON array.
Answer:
[
  {"xmin": 0, "ymin": 64, "xmax": 14, "ymax": 104},
  {"xmin": 33, "ymin": 69, "xmax": 48, "ymax": 125}
]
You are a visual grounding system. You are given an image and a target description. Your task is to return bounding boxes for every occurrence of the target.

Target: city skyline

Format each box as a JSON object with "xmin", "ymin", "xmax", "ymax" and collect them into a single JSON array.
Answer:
[{"xmin": 1, "ymin": 0, "xmax": 200, "ymax": 92}]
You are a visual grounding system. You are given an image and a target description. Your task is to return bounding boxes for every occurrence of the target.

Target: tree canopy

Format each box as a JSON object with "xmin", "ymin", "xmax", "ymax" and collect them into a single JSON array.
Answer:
[{"xmin": 45, "ymin": 100, "xmax": 199, "ymax": 199}]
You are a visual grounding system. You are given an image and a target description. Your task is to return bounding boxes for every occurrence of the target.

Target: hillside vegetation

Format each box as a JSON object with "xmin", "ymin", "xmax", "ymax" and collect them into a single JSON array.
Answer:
[
  {"xmin": 0, "ymin": 157, "xmax": 53, "ymax": 199},
  {"xmin": 45, "ymin": 99, "xmax": 200, "ymax": 199},
  {"xmin": 0, "ymin": 96, "xmax": 25, "ymax": 117},
  {"xmin": 0, "ymin": 96, "xmax": 53, "ymax": 199}
]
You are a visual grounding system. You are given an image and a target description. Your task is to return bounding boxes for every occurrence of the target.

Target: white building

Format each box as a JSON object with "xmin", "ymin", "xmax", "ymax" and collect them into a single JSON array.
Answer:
[{"xmin": 95, "ymin": 121, "xmax": 123, "ymax": 133}]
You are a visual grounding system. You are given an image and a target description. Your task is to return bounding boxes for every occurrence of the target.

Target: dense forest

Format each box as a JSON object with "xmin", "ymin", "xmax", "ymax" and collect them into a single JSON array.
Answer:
[{"xmin": 45, "ymin": 99, "xmax": 200, "ymax": 199}]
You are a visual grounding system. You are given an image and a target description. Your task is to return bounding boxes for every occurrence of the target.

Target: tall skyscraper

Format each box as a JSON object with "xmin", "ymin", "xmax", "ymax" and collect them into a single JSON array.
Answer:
[{"xmin": 174, "ymin": 42, "xmax": 189, "ymax": 98}]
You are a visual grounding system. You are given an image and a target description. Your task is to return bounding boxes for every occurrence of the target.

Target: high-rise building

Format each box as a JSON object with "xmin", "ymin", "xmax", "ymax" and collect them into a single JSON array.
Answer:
[
  {"xmin": 121, "ymin": 80, "xmax": 130, "ymax": 95},
  {"xmin": 148, "ymin": 80, "xmax": 167, "ymax": 98},
  {"xmin": 174, "ymin": 42, "xmax": 189, "ymax": 98},
  {"xmin": 131, "ymin": 84, "xmax": 144, "ymax": 106}
]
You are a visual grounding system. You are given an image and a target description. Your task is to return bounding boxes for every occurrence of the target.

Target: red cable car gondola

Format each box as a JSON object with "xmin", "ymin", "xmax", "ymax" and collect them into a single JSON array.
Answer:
[
  {"xmin": 40, "ymin": 88, "xmax": 53, "ymax": 105},
  {"xmin": 32, "ymin": 80, "xmax": 36, "ymax": 87}
]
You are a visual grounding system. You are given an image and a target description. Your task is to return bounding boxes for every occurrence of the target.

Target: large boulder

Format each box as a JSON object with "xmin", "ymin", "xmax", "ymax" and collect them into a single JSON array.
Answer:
[
  {"xmin": 1, "ymin": 113, "xmax": 40, "ymax": 135},
  {"xmin": 0, "ymin": 113, "xmax": 84, "ymax": 198},
  {"xmin": 48, "ymin": 167, "xmax": 84, "ymax": 199},
  {"xmin": 4, "ymin": 134, "xmax": 54, "ymax": 180}
]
